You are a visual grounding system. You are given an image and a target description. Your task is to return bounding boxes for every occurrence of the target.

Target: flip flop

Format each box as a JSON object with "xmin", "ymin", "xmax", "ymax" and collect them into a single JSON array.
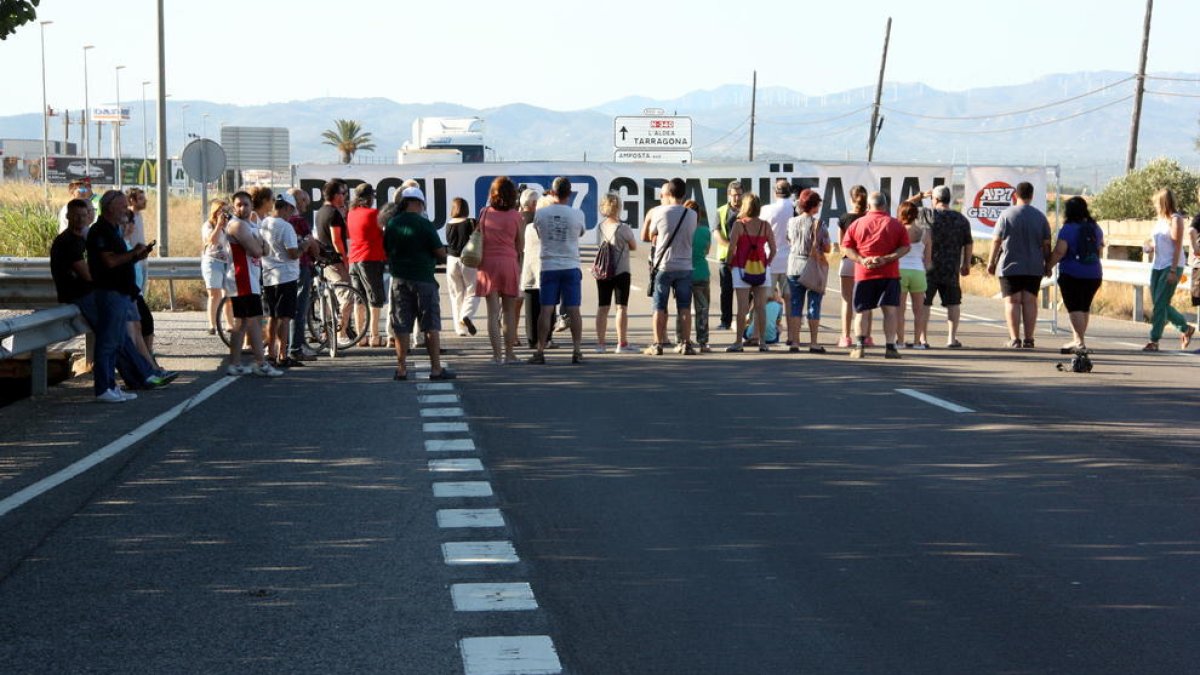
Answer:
[
  {"xmin": 393, "ymin": 369, "xmax": 408, "ymax": 381},
  {"xmin": 1142, "ymin": 342, "xmax": 1160, "ymax": 352},
  {"xmin": 1182, "ymin": 326, "xmax": 1195, "ymax": 349}
]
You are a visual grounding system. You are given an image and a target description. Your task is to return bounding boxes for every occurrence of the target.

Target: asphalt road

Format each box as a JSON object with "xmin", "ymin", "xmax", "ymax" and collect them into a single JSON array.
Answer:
[{"xmin": 1, "ymin": 254, "xmax": 1198, "ymax": 673}]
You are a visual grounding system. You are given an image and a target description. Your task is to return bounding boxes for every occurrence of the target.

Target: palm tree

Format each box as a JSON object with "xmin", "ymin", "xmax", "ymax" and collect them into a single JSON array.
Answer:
[{"xmin": 321, "ymin": 119, "xmax": 376, "ymax": 164}]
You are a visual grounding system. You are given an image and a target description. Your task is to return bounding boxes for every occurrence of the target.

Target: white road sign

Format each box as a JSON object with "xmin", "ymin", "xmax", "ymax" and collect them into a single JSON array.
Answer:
[
  {"xmin": 92, "ymin": 107, "xmax": 130, "ymax": 122},
  {"xmin": 614, "ymin": 116, "xmax": 692, "ymax": 150},
  {"xmin": 614, "ymin": 150, "xmax": 692, "ymax": 163}
]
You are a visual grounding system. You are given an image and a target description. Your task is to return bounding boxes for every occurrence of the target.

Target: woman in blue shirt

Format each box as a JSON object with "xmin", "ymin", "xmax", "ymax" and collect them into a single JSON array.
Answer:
[{"xmin": 1048, "ymin": 197, "xmax": 1103, "ymax": 354}]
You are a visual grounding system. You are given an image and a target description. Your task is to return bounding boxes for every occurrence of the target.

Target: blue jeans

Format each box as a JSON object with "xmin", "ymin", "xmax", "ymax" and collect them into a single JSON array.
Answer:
[
  {"xmin": 290, "ymin": 265, "xmax": 314, "ymax": 353},
  {"xmin": 75, "ymin": 291, "xmax": 157, "ymax": 394},
  {"xmin": 653, "ymin": 269, "xmax": 693, "ymax": 312}
]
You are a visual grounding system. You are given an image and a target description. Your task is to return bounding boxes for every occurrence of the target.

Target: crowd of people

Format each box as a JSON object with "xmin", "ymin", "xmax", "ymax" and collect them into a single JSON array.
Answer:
[{"xmin": 50, "ymin": 176, "xmax": 1200, "ymax": 396}]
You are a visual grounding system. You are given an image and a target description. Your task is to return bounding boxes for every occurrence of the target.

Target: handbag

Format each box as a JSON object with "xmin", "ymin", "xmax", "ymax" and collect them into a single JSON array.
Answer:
[
  {"xmin": 460, "ymin": 208, "xmax": 485, "ymax": 268},
  {"xmin": 797, "ymin": 219, "xmax": 829, "ymax": 292},
  {"xmin": 646, "ymin": 208, "xmax": 689, "ymax": 297}
]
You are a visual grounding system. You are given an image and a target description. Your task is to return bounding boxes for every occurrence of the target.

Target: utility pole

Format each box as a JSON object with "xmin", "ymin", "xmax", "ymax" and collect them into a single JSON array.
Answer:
[
  {"xmin": 1126, "ymin": 0, "xmax": 1153, "ymax": 174},
  {"xmin": 748, "ymin": 70, "xmax": 757, "ymax": 162},
  {"xmin": 867, "ymin": 17, "xmax": 892, "ymax": 163}
]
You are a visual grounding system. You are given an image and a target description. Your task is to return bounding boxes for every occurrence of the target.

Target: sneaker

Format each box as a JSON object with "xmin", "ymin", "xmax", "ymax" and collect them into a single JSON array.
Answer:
[
  {"xmin": 725, "ymin": 344, "xmax": 744, "ymax": 353},
  {"xmin": 554, "ymin": 316, "xmax": 569, "ymax": 333},
  {"xmin": 789, "ymin": 345, "xmax": 800, "ymax": 353},
  {"xmin": 946, "ymin": 339, "xmax": 963, "ymax": 349},
  {"xmin": 1022, "ymin": 338, "xmax": 1035, "ymax": 349},
  {"xmin": 614, "ymin": 343, "xmax": 627, "ymax": 354},
  {"xmin": 1008, "ymin": 338, "xmax": 1022, "ymax": 349},
  {"xmin": 758, "ymin": 345, "xmax": 770, "ymax": 352},
  {"xmin": 595, "ymin": 345, "xmax": 608, "ymax": 354},
  {"xmin": 116, "ymin": 387, "xmax": 138, "ymax": 401},
  {"xmin": 279, "ymin": 356, "xmax": 306, "ymax": 368},
  {"xmin": 699, "ymin": 344, "xmax": 712, "ymax": 353},
  {"xmin": 545, "ymin": 340, "xmax": 560, "ymax": 350},
  {"xmin": 429, "ymin": 368, "xmax": 458, "ymax": 380},
  {"xmin": 226, "ymin": 364, "xmax": 251, "ymax": 376},
  {"xmin": 849, "ymin": 345, "xmax": 865, "ymax": 359},
  {"xmin": 289, "ymin": 350, "xmax": 315, "ymax": 362},
  {"xmin": 716, "ymin": 323, "xmax": 731, "ymax": 331},
  {"xmin": 884, "ymin": 346, "xmax": 901, "ymax": 360},
  {"xmin": 462, "ymin": 317, "xmax": 478, "ymax": 336},
  {"xmin": 683, "ymin": 343, "xmax": 696, "ymax": 356},
  {"xmin": 572, "ymin": 350, "xmax": 584, "ymax": 364},
  {"xmin": 864, "ymin": 336, "xmax": 876, "ymax": 347},
  {"xmin": 674, "ymin": 342, "xmax": 686, "ymax": 355},
  {"xmin": 808, "ymin": 346, "xmax": 827, "ymax": 354},
  {"xmin": 914, "ymin": 342, "xmax": 930, "ymax": 350},
  {"xmin": 527, "ymin": 352, "xmax": 546, "ymax": 365},
  {"xmin": 96, "ymin": 388, "xmax": 129, "ymax": 403},
  {"xmin": 837, "ymin": 336, "xmax": 852, "ymax": 348},
  {"xmin": 253, "ymin": 362, "xmax": 284, "ymax": 377},
  {"xmin": 643, "ymin": 343, "xmax": 663, "ymax": 356},
  {"xmin": 144, "ymin": 374, "xmax": 170, "ymax": 388}
]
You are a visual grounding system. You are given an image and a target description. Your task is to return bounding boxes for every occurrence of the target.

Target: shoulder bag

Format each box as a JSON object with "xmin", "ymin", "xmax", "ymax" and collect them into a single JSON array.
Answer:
[
  {"xmin": 461, "ymin": 208, "xmax": 486, "ymax": 268},
  {"xmin": 797, "ymin": 218, "xmax": 829, "ymax": 292}
]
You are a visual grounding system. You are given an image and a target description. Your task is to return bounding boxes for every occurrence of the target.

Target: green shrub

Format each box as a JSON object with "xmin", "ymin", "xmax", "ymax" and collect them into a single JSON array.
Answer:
[
  {"xmin": 0, "ymin": 195, "xmax": 57, "ymax": 257},
  {"xmin": 1091, "ymin": 158, "xmax": 1199, "ymax": 220}
]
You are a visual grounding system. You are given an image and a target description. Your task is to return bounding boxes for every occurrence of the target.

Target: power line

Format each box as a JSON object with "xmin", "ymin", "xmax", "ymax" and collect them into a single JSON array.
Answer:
[
  {"xmin": 1146, "ymin": 90, "xmax": 1200, "ymax": 98},
  {"xmin": 1146, "ymin": 75, "xmax": 1200, "ymax": 83},
  {"xmin": 693, "ymin": 115, "xmax": 750, "ymax": 151},
  {"xmin": 888, "ymin": 95, "xmax": 1134, "ymax": 135},
  {"xmin": 700, "ymin": 126, "xmax": 752, "ymax": 156},
  {"xmin": 880, "ymin": 76, "xmax": 1135, "ymax": 121},
  {"xmin": 757, "ymin": 104, "xmax": 874, "ymax": 126},
  {"xmin": 784, "ymin": 116, "xmax": 871, "ymax": 141}
]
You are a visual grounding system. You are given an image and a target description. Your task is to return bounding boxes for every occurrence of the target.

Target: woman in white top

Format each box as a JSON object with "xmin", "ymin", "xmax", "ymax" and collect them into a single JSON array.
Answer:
[
  {"xmin": 896, "ymin": 200, "xmax": 933, "ymax": 348},
  {"xmin": 593, "ymin": 193, "xmax": 639, "ymax": 352},
  {"xmin": 1143, "ymin": 188, "xmax": 1195, "ymax": 351},
  {"xmin": 200, "ymin": 198, "xmax": 233, "ymax": 335}
]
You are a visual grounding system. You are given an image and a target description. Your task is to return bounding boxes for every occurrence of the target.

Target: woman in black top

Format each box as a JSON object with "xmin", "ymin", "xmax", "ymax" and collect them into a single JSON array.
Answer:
[{"xmin": 444, "ymin": 197, "xmax": 479, "ymax": 336}]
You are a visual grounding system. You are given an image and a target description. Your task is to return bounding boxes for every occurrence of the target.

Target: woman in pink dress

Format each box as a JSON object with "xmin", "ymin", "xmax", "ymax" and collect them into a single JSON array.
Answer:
[{"xmin": 475, "ymin": 176, "xmax": 524, "ymax": 363}]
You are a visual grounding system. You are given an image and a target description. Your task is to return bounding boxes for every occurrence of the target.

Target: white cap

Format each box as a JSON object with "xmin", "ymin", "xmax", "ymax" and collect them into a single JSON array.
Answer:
[
  {"xmin": 274, "ymin": 192, "xmax": 297, "ymax": 208},
  {"xmin": 400, "ymin": 186, "xmax": 425, "ymax": 203}
]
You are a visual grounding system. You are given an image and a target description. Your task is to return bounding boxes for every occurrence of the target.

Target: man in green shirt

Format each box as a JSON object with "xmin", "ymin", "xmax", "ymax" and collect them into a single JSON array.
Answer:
[{"xmin": 384, "ymin": 186, "xmax": 454, "ymax": 380}]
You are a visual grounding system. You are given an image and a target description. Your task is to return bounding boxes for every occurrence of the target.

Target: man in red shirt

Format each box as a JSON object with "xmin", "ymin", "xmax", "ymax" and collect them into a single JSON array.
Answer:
[{"xmin": 841, "ymin": 191, "xmax": 911, "ymax": 359}]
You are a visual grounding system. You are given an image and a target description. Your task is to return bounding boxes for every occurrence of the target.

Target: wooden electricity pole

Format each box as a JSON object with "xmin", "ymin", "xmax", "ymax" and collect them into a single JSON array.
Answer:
[
  {"xmin": 748, "ymin": 70, "xmax": 757, "ymax": 162},
  {"xmin": 1126, "ymin": 0, "xmax": 1153, "ymax": 173},
  {"xmin": 867, "ymin": 17, "xmax": 892, "ymax": 163}
]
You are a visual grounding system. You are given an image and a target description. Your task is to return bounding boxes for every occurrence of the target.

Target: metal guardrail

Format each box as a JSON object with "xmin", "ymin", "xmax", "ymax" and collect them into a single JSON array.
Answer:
[
  {"xmin": 0, "ymin": 304, "xmax": 90, "ymax": 395},
  {"xmin": 0, "ymin": 257, "xmax": 202, "ymax": 309}
]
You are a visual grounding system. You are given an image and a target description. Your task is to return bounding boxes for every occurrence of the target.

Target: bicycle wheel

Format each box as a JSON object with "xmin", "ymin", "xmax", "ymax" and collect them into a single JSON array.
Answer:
[
  {"xmin": 305, "ymin": 285, "xmax": 328, "ymax": 351},
  {"xmin": 331, "ymin": 283, "xmax": 369, "ymax": 350},
  {"xmin": 215, "ymin": 296, "xmax": 233, "ymax": 348},
  {"xmin": 323, "ymin": 287, "xmax": 339, "ymax": 359}
]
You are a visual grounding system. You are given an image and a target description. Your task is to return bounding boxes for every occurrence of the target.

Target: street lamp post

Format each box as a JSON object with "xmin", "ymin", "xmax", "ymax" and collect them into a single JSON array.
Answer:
[
  {"xmin": 141, "ymin": 80, "xmax": 151, "ymax": 181},
  {"xmin": 39, "ymin": 20, "xmax": 53, "ymax": 200},
  {"xmin": 114, "ymin": 65, "xmax": 125, "ymax": 189},
  {"xmin": 83, "ymin": 45, "xmax": 94, "ymax": 178}
]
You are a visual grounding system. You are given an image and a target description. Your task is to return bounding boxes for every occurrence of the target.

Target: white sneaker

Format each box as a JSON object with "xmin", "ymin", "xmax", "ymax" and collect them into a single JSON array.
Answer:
[
  {"xmin": 252, "ymin": 362, "xmax": 284, "ymax": 377},
  {"xmin": 117, "ymin": 387, "xmax": 137, "ymax": 401},
  {"xmin": 594, "ymin": 345, "xmax": 607, "ymax": 354},
  {"xmin": 226, "ymin": 364, "xmax": 251, "ymax": 376},
  {"xmin": 96, "ymin": 388, "xmax": 128, "ymax": 403}
]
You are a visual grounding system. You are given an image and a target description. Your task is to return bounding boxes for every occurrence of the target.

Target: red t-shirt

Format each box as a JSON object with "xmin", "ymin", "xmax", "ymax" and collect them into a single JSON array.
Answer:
[
  {"xmin": 841, "ymin": 211, "xmax": 910, "ymax": 281},
  {"xmin": 346, "ymin": 207, "xmax": 385, "ymax": 263}
]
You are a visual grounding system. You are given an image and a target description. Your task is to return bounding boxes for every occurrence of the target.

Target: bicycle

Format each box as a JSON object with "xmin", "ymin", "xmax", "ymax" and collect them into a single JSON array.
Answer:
[{"xmin": 215, "ymin": 249, "xmax": 368, "ymax": 358}]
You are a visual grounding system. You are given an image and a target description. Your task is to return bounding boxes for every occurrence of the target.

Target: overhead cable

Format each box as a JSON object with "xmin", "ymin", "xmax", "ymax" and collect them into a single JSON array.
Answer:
[
  {"xmin": 880, "ymin": 76, "xmax": 1135, "ymax": 121},
  {"xmin": 888, "ymin": 95, "xmax": 1134, "ymax": 135}
]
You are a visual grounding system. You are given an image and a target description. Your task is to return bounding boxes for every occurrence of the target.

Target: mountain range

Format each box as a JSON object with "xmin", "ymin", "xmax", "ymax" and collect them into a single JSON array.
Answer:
[{"xmin": 1, "ymin": 70, "xmax": 1197, "ymax": 188}]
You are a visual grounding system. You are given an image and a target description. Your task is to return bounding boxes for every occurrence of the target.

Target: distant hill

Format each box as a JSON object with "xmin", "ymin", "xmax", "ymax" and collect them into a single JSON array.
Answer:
[{"xmin": 1, "ymin": 71, "xmax": 1196, "ymax": 188}]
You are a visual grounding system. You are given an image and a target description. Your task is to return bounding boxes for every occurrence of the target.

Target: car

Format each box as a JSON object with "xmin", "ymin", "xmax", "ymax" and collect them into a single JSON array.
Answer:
[{"xmin": 66, "ymin": 161, "xmax": 106, "ymax": 179}]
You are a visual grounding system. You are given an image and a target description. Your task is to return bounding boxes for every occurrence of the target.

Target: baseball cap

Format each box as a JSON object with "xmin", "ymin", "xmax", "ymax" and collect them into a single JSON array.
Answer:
[
  {"xmin": 274, "ymin": 192, "xmax": 297, "ymax": 208},
  {"xmin": 400, "ymin": 186, "xmax": 425, "ymax": 203},
  {"xmin": 932, "ymin": 185, "xmax": 952, "ymax": 204}
]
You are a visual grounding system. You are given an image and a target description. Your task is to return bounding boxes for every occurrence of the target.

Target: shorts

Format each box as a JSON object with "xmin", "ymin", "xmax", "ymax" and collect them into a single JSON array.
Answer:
[
  {"xmin": 786, "ymin": 276, "xmax": 824, "ymax": 320},
  {"xmin": 350, "ymin": 260, "xmax": 387, "ymax": 308},
  {"xmin": 1058, "ymin": 274, "xmax": 1102, "ymax": 313},
  {"xmin": 839, "ymin": 257, "xmax": 855, "ymax": 278},
  {"xmin": 231, "ymin": 293, "xmax": 264, "ymax": 319},
  {"xmin": 653, "ymin": 269, "xmax": 693, "ymax": 312},
  {"xmin": 201, "ymin": 257, "xmax": 230, "ymax": 291},
  {"xmin": 731, "ymin": 266, "xmax": 766, "ymax": 290},
  {"xmin": 596, "ymin": 272, "xmax": 631, "ymax": 307},
  {"xmin": 539, "ymin": 267, "xmax": 582, "ymax": 308},
  {"xmin": 899, "ymin": 268, "xmax": 928, "ymax": 294},
  {"xmin": 853, "ymin": 277, "xmax": 901, "ymax": 312},
  {"xmin": 324, "ymin": 264, "xmax": 353, "ymax": 304},
  {"xmin": 262, "ymin": 280, "xmax": 298, "ymax": 319},
  {"xmin": 135, "ymin": 294, "xmax": 154, "ymax": 336},
  {"xmin": 923, "ymin": 278, "xmax": 963, "ymax": 307},
  {"xmin": 390, "ymin": 277, "xmax": 441, "ymax": 334},
  {"xmin": 999, "ymin": 275, "xmax": 1043, "ymax": 297},
  {"xmin": 769, "ymin": 272, "xmax": 791, "ymax": 297}
]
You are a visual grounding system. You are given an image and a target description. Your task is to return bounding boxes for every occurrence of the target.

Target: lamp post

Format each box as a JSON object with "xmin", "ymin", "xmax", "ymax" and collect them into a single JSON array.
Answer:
[
  {"xmin": 201, "ymin": 113, "xmax": 209, "ymax": 139},
  {"xmin": 39, "ymin": 20, "xmax": 53, "ymax": 199},
  {"xmin": 141, "ymin": 81, "xmax": 151, "ymax": 185},
  {"xmin": 83, "ymin": 45, "xmax": 94, "ymax": 178},
  {"xmin": 114, "ymin": 65, "xmax": 125, "ymax": 189},
  {"xmin": 181, "ymin": 103, "xmax": 189, "ymax": 152}
]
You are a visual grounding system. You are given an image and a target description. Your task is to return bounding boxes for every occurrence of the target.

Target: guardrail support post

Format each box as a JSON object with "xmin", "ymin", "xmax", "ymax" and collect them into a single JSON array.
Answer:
[
  {"xmin": 30, "ymin": 347, "xmax": 48, "ymax": 396},
  {"xmin": 1132, "ymin": 288, "xmax": 1144, "ymax": 322}
]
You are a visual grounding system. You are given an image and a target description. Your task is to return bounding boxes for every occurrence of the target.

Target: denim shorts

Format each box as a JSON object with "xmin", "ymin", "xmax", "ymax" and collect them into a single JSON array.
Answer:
[
  {"xmin": 653, "ymin": 269, "xmax": 693, "ymax": 312},
  {"xmin": 390, "ymin": 277, "xmax": 441, "ymax": 334},
  {"xmin": 787, "ymin": 276, "xmax": 824, "ymax": 320},
  {"xmin": 201, "ymin": 257, "xmax": 230, "ymax": 291},
  {"xmin": 539, "ymin": 267, "xmax": 582, "ymax": 308}
]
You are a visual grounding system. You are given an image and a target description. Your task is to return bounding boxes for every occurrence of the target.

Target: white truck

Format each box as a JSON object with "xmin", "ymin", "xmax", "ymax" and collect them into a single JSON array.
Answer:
[{"xmin": 399, "ymin": 117, "xmax": 486, "ymax": 164}]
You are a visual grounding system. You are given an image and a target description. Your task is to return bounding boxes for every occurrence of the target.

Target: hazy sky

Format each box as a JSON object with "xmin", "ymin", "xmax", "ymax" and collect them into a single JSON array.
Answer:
[{"xmin": 1, "ymin": 0, "xmax": 1196, "ymax": 117}]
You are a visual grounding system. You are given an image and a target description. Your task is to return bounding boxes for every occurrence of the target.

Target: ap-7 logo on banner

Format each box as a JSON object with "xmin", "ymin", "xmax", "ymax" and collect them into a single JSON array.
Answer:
[
  {"xmin": 474, "ymin": 175, "xmax": 599, "ymax": 230},
  {"xmin": 966, "ymin": 181, "xmax": 1016, "ymax": 228}
]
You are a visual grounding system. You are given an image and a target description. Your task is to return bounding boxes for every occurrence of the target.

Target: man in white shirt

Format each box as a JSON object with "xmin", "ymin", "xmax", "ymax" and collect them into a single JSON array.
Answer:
[
  {"xmin": 260, "ymin": 192, "xmax": 316, "ymax": 368},
  {"xmin": 528, "ymin": 177, "xmax": 586, "ymax": 364},
  {"xmin": 759, "ymin": 179, "xmax": 796, "ymax": 343}
]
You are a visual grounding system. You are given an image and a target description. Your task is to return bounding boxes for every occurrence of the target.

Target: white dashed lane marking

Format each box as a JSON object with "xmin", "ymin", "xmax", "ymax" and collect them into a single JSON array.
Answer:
[
  {"xmin": 438, "ymin": 509, "xmax": 506, "ymax": 528},
  {"xmin": 424, "ymin": 422, "xmax": 469, "ymax": 433},
  {"xmin": 459, "ymin": 636, "xmax": 562, "ymax": 675},
  {"xmin": 421, "ymin": 407, "xmax": 466, "ymax": 418},
  {"xmin": 425, "ymin": 438, "xmax": 476, "ymax": 453},
  {"xmin": 429, "ymin": 459, "xmax": 485, "ymax": 473},
  {"xmin": 443, "ymin": 541, "xmax": 520, "ymax": 565},
  {"xmin": 417, "ymin": 382, "xmax": 456, "ymax": 392},
  {"xmin": 419, "ymin": 394, "xmax": 460, "ymax": 404},
  {"xmin": 451, "ymin": 583, "xmax": 538, "ymax": 611},
  {"xmin": 895, "ymin": 388, "xmax": 975, "ymax": 413},
  {"xmin": 433, "ymin": 481, "xmax": 494, "ymax": 498}
]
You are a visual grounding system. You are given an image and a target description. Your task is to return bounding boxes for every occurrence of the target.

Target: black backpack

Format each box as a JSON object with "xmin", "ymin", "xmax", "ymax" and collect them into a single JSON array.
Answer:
[{"xmin": 1074, "ymin": 221, "xmax": 1100, "ymax": 265}]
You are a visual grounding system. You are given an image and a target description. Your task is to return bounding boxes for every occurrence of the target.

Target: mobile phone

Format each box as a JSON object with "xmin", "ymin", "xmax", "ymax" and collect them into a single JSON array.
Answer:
[{"xmin": 145, "ymin": 240, "xmax": 157, "ymax": 248}]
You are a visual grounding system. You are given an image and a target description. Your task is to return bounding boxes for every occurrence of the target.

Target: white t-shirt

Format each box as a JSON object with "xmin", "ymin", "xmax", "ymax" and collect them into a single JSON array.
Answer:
[
  {"xmin": 649, "ymin": 204, "xmax": 698, "ymax": 273},
  {"xmin": 534, "ymin": 203, "xmax": 586, "ymax": 271},
  {"xmin": 597, "ymin": 220, "xmax": 637, "ymax": 276},
  {"xmin": 760, "ymin": 197, "xmax": 794, "ymax": 274},
  {"xmin": 260, "ymin": 216, "xmax": 300, "ymax": 286}
]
